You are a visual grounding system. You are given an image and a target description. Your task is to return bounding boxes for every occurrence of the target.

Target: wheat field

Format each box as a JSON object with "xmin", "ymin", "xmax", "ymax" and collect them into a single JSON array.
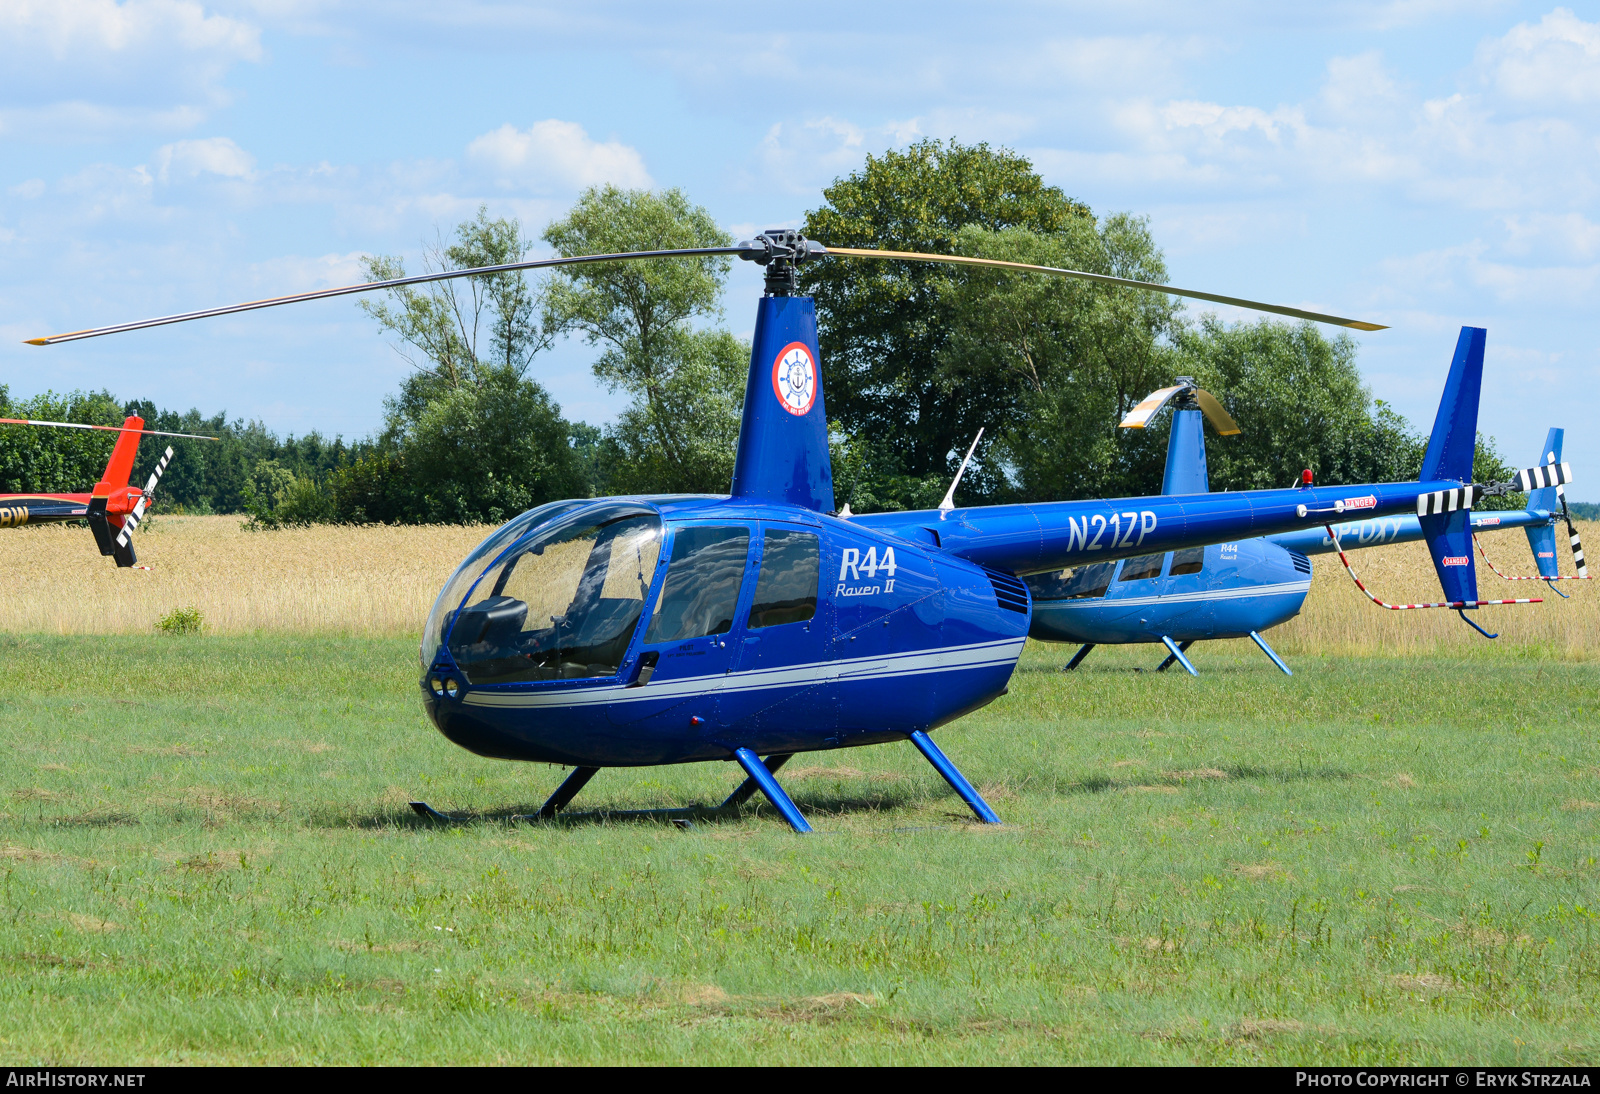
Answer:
[
  {"xmin": 0, "ymin": 514, "xmax": 1592, "ymax": 654},
  {"xmin": 0, "ymin": 515, "xmax": 492, "ymax": 637},
  {"xmin": 1270, "ymin": 519, "xmax": 1599, "ymax": 658}
]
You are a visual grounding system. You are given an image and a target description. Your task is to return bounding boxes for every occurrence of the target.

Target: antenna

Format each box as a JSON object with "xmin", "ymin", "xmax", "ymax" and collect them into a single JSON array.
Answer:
[{"xmin": 939, "ymin": 428, "xmax": 984, "ymax": 513}]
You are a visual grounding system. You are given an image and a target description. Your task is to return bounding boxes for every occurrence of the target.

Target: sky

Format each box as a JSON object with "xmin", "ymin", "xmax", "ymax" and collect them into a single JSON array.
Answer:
[{"xmin": 1, "ymin": 0, "xmax": 1598, "ymax": 498}]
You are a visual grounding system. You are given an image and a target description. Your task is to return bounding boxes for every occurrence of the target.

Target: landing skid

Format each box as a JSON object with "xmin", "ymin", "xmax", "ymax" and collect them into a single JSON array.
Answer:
[
  {"xmin": 909, "ymin": 730, "xmax": 1001, "ymax": 824},
  {"xmin": 721, "ymin": 753, "xmax": 793, "ymax": 809},
  {"xmin": 732, "ymin": 748, "xmax": 813, "ymax": 833},
  {"xmin": 417, "ymin": 734, "xmax": 1002, "ymax": 835},
  {"xmin": 1248, "ymin": 630, "xmax": 1293, "ymax": 675},
  {"xmin": 1063, "ymin": 643, "xmax": 1095, "ymax": 671},
  {"xmin": 1156, "ymin": 636, "xmax": 1198, "ymax": 676}
]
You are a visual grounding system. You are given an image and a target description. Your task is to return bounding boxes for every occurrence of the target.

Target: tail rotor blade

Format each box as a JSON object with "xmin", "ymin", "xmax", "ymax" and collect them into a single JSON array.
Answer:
[
  {"xmin": 1560, "ymin": 497, "xmax": 1588, "ymax": 579},
  {"xmin": 115, "ymin": 446, "xmax": 172, "ymax": 548}
]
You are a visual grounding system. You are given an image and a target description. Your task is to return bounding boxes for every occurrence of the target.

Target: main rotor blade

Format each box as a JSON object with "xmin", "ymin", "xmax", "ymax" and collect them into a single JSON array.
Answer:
[
  {"xmin": 1119, "ymin": 386, "xmax": 1187, "ymax": 429},
  {"xmin": 1192, "ymin": 388, "xmax": 1241, "ymax": 436},
  {"xmin": 0, "ymin": 417, "xmax": 218, "ymax": 441},
  {"xmin": 24, "ymin": 246, "xmax": 744, "ymax": 345},
  {"xmin": 26, "ymin": 238, "xmax": 1387, "ymax": 345},
  {"xmin": 821, "ymin": 246, "xmax": 1387, "ymax": 332}
]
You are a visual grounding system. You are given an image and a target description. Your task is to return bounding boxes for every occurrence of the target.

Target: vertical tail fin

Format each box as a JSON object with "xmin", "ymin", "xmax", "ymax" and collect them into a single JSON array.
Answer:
[
  {"xmin": 86, "ymin": 416, "xmax": 143, "ymax": 561},
  {"xmin": 94, "ymin": 416, "xmax": 144, "ymax": 493},
  {"xmin": 1418, "ymin": 328, "xmax": 1486, "ymax": 604},
  {"xmin": 1523, "ymin": 427, "xmax": 1564, "ymax": 579},
  {"xmin": 1419, "ymin": 328, "xmax": 1485, "ymax": 484}
]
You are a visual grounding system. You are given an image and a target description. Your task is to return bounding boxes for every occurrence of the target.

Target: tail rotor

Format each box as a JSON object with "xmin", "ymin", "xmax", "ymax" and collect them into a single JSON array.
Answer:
[{"xmin": 112, "ymin": 446, "xmax": 173, "ymax": 565}]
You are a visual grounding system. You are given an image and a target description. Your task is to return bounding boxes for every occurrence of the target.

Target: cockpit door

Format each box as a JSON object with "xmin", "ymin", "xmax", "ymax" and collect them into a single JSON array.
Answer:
[
  {"xmin": 723, "ymin": 522, "xmax": 835, "ymax": 745},
  {"xmin": 607, "ymin": 523, "xmax": 755, "ymax": 727}
]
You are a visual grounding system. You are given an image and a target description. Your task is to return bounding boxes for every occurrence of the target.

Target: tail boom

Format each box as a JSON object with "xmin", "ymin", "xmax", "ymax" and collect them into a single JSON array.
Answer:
[{"xmin": 854, "ymin": 478, "xmax": 1465, "ymax": 576}]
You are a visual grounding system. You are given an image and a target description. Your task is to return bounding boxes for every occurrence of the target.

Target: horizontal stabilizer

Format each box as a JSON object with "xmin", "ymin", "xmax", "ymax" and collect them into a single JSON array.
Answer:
[{"xmin": 1417, "ymin": 486, "xmax": 1480, "ymax": 516}]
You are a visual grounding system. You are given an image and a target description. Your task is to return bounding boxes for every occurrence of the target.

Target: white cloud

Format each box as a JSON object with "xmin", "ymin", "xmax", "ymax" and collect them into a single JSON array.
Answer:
[
  {"xmin": 244, "ymin": 251, "xmax": 367, "ymax": 293},
  {"xmin": 1160, "ymin": 100, "xmax": 1298, "ymax": 142},
  {"xmin": 155, "ymin": 137, "xmax": 256, "ymax": 182},
  {"xmin": 466, "ymin": 121, "xmax": 651, "ymax": 193},
  {"xmin": 1477, "ymin": 7, "xmax": 1600, "ymax": 104},
  {"xmin": 0, "ymin": 0, "xmax": 261, "ymax": 137},
  {"xmin": 1091, "ymin": 32, "xmax": 1600, "ymax": 215},
  {"xmin": 1379, "ymin": 241, "xmax": 1600, "ymax": 310},
  {"xmin": 1501, "ymin": 211, "xmax": 1600, "ymax": 259},
  {"xmin": 753, "ymin": 116, "xmax": 924, "ymax": 195},
  {"xmin": 9, "ymin": 179, "xmax": 46, "ymax": 199}
]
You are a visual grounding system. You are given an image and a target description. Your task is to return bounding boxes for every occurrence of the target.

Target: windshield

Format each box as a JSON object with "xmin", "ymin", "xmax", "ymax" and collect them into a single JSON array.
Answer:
[
  {"xmin": 420, "ymin": 499, "xmax": 589, "ymax": 664},
  {"xmin": 445, "ymin": 504, "xmax": 662, "ymax": 685}
]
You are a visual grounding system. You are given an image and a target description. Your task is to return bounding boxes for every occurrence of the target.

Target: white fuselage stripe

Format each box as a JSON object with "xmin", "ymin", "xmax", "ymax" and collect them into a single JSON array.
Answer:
[
  {"xmin": 462, "ymin": 637, "xmax": 1026, "ymax": 709},
  {"xmin": 1034, "ymin": 579, "xmax": 1311, "ymax": 612}
]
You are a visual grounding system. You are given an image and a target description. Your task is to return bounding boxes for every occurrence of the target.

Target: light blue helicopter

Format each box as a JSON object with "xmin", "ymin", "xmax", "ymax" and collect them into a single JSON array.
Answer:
[{"xmin": 1025, "ymin": 380, "xmax": 1571, "ymax": 677}]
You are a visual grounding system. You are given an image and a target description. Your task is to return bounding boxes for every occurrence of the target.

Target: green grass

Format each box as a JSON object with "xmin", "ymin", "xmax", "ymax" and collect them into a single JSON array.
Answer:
[{"xmin": 1, "ymin": 633, "xmax": 1597, "ymax": 1064}]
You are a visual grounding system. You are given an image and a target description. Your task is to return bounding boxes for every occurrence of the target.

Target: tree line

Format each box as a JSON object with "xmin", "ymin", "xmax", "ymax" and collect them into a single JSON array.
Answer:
[{"xmin": 0, "ymin": 139, "xmax": 1519, "ymax": 523}]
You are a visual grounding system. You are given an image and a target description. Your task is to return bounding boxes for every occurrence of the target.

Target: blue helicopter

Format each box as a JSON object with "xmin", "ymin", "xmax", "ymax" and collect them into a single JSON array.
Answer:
[
  {"xmin": 1023, "ymin": 378, "xmax": 1571, "ymax": 677},
  {"xmin": 27, "ymin": 232, "xmax": 1572, "ymax": 833}
]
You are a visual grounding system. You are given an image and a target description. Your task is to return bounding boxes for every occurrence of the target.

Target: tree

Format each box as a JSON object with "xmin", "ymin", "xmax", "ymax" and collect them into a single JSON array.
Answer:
[
  {"xmin": 933, "ymin": 219, "xmax": 1183, "ymax": 504},
  {"xmin": 801, "ymin": 139, "xmax": 1094, "ymax": 496},
  {"xmin": 0, "ymin": 387, "xmax": 124, "ymax": 493},
  {"xmin": 396, "ymin": 369, "xmax": 581, "ymax": 524},
  {"xmin": 360, "ymin": 206, "xmax": 553, "ymax": 393},
  {"xmin": 360, "ymin": 207, "xmax": 584, "ymax": 522},
  {"xmin": 543, "ymin": 185, "xmax": 745, "ymax": 494}
]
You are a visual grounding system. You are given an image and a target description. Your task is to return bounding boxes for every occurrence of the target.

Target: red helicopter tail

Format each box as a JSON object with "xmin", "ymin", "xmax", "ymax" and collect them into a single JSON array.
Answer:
[{"xmin": 86, "ymin": 416, "xmax": 145, "ymax": 566}]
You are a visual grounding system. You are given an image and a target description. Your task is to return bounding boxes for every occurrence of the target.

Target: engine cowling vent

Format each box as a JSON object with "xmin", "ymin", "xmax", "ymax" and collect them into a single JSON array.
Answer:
[
  {"xmin": 1289, "ymin": 550, "xmax": 1312, "ymax": 575},
  {"xmin": 981, "ymin": 566, "xmax": 1031, "ymax": 614}
]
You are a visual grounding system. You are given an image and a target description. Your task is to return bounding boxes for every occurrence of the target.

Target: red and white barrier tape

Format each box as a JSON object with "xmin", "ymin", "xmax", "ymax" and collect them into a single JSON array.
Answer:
[
  {"xmin": 1325, "ymin": 525, "xmax": 1541, "ymax": 609},
  {"xmin": 1473, "ymin": 533, "xmax": 1590, "ymax": 581}
]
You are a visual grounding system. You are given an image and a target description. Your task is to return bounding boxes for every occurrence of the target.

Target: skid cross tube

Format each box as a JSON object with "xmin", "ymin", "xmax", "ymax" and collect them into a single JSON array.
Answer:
[
  {"xmin": 1063, "ymin": 643, "xmax": 1096, "ymax": 672},
  {"xmin": 1248, "ymin": 630, "xmax": 1293, "ymax": 676},
  {"xmin": 721, "ymin": 754, "xmax": 793, "ymax": 809},
  {"xmin": 908, "ymin": 730, "xmax": 1001, "ymax": 824},
  {"xmin": 733, "ymin": 749, "xmax": 812, "ymax": 833},
  {"xmin": 1156, "ymin": 637, "xmax": 1198, "ymax": 676},
  {"xmin": 538, "ymin": 766, "xmax": 599, "ymax": 819}
]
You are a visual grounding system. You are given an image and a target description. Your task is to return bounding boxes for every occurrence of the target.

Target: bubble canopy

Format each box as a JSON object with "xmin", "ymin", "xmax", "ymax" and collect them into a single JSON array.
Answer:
[{"xmin": 425, "ymin": 501, "xmax": 664, "ymax": 686}]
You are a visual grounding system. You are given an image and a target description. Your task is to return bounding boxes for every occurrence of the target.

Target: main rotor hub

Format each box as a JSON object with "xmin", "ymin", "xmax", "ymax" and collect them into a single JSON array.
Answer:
[{"xmin": 735, "ymin": 230, "xmax": 824, "ymax": 296}]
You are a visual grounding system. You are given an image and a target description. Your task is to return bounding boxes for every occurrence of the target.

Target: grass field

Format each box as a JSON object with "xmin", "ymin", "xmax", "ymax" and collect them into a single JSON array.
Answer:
[{"xmin": 0, "ymin": 519, "xmax": 1596, "ymax": 1063}]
